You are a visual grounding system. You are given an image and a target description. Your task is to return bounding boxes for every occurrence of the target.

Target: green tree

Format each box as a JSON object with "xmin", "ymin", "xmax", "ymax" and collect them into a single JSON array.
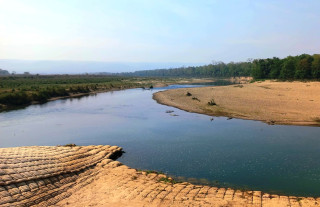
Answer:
[
  {"xmin": 251, "ymin": 60, "xmax": 263, "ymax": 79},
  {"xmin": 295, "ymin": 58, "xmax": 309, "ymax": 79},
  {"xmin": 280, "ymin": 56, "xmax": 296, "ymax": 79},
  {"xmin": 269, "ymin": 57, "xmax": 282, "ymax": 79},
  {"xmin": 294, "ymin": 54, "xmax": 313, "ymax": 79},
  {"xmin": 312, "ymin": 54, "xmax": 320, "ymax": 79}
]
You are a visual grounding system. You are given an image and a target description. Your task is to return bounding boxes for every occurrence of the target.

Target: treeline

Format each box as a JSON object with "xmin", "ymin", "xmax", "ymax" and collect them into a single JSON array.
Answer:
[
  {"xmin": 251, "ymin": 54, "xmax": 320, "ymax": 79},
  {"xmin": 122, "ymin": 62, "xmax": 252, "ymax": 78},
  {"xmin": 122, "ymin": 54, "xmax": 320, "ymax": 80}
]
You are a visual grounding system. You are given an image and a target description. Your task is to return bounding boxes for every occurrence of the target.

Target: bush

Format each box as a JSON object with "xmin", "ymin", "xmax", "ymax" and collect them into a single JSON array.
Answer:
[
  {"xmin": 208, "ymin": 99, "xmax": 216, "ymax": 106},
  {"xmin": 192, "ymin": 97, "xmax": 200, "ymax": 102},
  {"xmin": 31, "ymin": 87, "xmax": 69, "ymax": 103},
  {"xmin": 0, "ymin": 92, "xmax": 31, "ymax": 105},
  {"xmin": 158, "ymin": 177, "xmax": 177, "ymax": 184}
]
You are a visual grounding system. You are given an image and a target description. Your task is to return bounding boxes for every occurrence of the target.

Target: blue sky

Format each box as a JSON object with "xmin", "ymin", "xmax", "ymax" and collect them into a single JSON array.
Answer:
[{"xmin": 1, "ymin": 0, "xmax": 320, "ymax": 71}]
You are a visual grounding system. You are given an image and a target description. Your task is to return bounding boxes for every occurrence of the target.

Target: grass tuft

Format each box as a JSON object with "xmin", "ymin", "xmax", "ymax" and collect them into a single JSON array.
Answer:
[
  {"xmin": 208, "ymin": 99, "xmax": 217, "ymax": 106},
  {"xmin": 158, "ymin": 177, "xmax": 177, "ymax": 184},
  {"xmin": 313, "ymin": 117, "xmax": 320, "ymax": 123},
  {"xmin": 192, "ymin": 97, "xmax": 200, "ymax": 102},
  {"xmin": 63, "ymin": 143, "xmax": 77, "ymax": 147}
]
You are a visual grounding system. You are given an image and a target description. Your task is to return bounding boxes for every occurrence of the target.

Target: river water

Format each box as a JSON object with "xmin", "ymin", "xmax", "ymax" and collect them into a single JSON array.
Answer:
[{"xmin": 1, "ymin": 84, "xmax": 320, "ymax": 197}]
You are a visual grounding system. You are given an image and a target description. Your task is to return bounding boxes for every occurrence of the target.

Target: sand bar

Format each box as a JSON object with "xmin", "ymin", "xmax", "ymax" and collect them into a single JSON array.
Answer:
[{"xmin": 153, "ymin": 80, "xmax": 320, "ymax": 126}]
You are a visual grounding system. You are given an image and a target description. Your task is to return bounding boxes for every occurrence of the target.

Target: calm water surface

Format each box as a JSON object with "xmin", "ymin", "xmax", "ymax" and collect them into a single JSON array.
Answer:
[{"xmin": 1, "ymin": 84, "xmax": 320, "ymax": 197}]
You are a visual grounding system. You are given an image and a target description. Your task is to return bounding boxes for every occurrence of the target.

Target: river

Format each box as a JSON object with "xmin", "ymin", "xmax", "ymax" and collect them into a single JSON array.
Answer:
[{"xmin": 1, "ymin": 84, "xmax": 320, "ymax": 197}]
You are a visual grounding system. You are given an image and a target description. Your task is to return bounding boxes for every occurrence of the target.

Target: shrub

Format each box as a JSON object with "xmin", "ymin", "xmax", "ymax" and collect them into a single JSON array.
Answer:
[
  {"xmin": 192, "ymin": 97, "xmax": 200, "ymax": 102},
  {"xmin": 158, "ymin": 177, "xmax": 177, "ymax": 184},
  {"xmin": 64, "ymin": 143, "xmax": 77, "ymax": 147},
  {"xmin": 208, "ymin": 99, "xmax": 216, "ymax": 106},
  {"xmin": 0, "ymin": 92, "xmax": 31, "ymax": 105}
]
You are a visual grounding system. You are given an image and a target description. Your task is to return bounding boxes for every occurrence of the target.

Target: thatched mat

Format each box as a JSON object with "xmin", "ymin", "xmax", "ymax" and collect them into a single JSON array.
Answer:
[{"xmin": 0, "ymin": 145, "xmax": 122, "ymax": 206}]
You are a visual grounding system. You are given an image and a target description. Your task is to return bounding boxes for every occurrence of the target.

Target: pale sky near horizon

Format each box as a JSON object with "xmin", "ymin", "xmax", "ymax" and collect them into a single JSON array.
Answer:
[{"xmin": 1, "ymin": 0, "xmax": 320, "ymax": 65}]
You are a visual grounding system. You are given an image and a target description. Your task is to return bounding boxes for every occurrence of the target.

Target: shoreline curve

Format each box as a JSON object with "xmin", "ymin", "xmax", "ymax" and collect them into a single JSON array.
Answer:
[{"xmin": 153, "ymin": 80, "xmax": 320, "ymax": 127}]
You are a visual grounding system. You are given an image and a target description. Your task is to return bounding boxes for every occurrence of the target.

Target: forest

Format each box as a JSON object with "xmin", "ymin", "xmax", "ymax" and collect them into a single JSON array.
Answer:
[{"xmin": 123, "ymin": 54, "xmax": 320, "ymax": 80}]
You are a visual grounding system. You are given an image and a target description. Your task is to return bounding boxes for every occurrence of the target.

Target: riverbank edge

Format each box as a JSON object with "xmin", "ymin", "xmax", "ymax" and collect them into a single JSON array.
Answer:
[
  {"xmin": 0, "ymin": 78, "xmax": 214, "ymax": 113},
  {"xmin": 1, "ymin": 145, "xmax": 318, "ymax": 207},
  {"xmin": 153, "ymin": 92, "xmax": 320, "ymax": 127},
  {"xmin": 0, "ymin": 87, "xmax": 135, "ymax": 113},
  {"xmin": 153, "ymin": 82, "xmax": 320, "ymax": 127},
  {"xmin": 60, "ymin": 152, "xmax": 320, "ymax": 206}
]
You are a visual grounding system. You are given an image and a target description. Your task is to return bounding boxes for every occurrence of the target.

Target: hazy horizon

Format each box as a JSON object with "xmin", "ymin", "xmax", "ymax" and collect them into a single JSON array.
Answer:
[
  {"xmin": 0, "ymin": 59, "xmax": 206, "ymax": 74},
  {"xmin": 1, "ymin": 0, "xmax": 320, "ymax": 73}
]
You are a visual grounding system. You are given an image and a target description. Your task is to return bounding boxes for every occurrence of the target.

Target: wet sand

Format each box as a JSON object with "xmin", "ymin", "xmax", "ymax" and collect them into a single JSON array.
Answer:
[{"xmin": 153, "ymin": 80, "xmax": 320, "ymax": 126}]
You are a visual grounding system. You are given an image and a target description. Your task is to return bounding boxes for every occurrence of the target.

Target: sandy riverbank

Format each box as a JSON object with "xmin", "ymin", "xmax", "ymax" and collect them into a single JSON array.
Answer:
[
  {"xmin": 153, "ymin": 80, "xmax": 320, "ymax": 126},
  {"xmin": 1, "ymin": 145, "xmax": 318, "ymax": 207}
]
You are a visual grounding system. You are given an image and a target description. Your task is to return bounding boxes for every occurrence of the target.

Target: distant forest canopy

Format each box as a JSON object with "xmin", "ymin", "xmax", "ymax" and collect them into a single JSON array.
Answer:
[
  {"xmin": 0, "ymin": 69, "xmax": 9, "ymax": 76},
  {"xmin": 122, "ymin": 54, "xmax": 320, "ymax": 80}
]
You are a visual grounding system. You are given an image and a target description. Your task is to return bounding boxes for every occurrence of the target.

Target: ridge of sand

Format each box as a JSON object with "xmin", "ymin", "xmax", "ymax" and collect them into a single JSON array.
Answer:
[{"xmin": 153, "ymin": 80, "xmax": 320, "ymax": 126}]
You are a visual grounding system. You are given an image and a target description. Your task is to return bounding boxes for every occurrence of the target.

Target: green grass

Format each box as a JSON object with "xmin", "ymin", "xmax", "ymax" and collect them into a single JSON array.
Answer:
[
  {"xmin": 137, "ymin": 169, "xmax": 165, "ymax": 175},
  {"xmin": 158, "ymin": 177, "xmax": 177, "ymax": 184}
]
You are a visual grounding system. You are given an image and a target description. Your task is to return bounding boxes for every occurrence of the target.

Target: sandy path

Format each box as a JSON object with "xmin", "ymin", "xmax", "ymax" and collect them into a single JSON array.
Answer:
[{"xmin": 153, "ymin": 81, "xmax": 320, "ymax": 126}]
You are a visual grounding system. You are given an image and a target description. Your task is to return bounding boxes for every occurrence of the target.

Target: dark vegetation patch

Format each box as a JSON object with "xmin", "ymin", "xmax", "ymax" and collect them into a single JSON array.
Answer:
[
  {"xmin": 0, "ymin": 75, "xmax": 162, "ymax": 111},
  {"xmin": 122, "ymin": 53, "xmax": 320, "ymax": 81},
  {"xmin": 192, "ymin": 97, "xmax": 200, "ymax": 102},
  {"xmin": 137, "ymin": 169, "xmax": 165, "ymax": 175},
  {"xmin": 158, "ymin": 177, "xmax": 177, "ymax": 184},
  {"xmin": 208, "ymin": 99, "xmax": 217, "ymax": 106},
  {"xmin": 314, "ymin": 117, "xmax": 320, "ymax": 123}
]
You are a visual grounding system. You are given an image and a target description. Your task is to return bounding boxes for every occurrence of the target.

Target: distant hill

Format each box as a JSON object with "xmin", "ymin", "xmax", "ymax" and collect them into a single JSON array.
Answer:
[
  {"xmin": 0, "ymin": 69, "xmax": 9, "ymax": 76},
  {"xmin": 0, "ymin": 60, "xmax": 204, "ymax": 74}
]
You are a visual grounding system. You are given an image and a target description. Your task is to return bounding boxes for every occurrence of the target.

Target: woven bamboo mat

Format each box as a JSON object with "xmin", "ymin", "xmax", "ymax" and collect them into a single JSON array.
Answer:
[{"xmin": 0, "ymin": 145, "xmax": 122, "ymax": 206}]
